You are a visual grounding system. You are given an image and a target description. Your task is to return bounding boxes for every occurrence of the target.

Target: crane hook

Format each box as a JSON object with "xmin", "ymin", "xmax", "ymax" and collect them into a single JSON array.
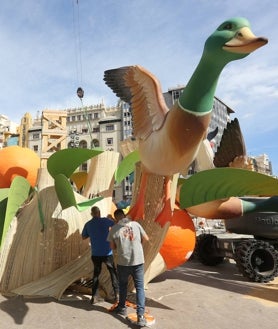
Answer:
[{"xmin": 77, "ymin": 87, "xmax": 84, "ymax": 99}]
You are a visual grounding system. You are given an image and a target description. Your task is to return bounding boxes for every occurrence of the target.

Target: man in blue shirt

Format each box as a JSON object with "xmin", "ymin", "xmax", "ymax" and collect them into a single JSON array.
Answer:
[{"xmin": 82, "ymin": 206, "xmax": 119, "ymax": 304}]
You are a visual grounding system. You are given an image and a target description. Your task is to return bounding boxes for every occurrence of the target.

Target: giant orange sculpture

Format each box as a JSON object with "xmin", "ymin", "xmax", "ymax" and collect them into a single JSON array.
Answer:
[
  {"xmin": 160, "ymin": 207, "xmax": 195, "ymax": 269},
  {"xmin": 0, "ymin": 145, "xmax": 40, "ymax": 188}
]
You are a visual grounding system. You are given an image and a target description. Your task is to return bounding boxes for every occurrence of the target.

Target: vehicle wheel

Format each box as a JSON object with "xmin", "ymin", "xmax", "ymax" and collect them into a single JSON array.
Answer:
[
  {"xmin": 234, "ymin": 239, "xmax": 278, "ymax": 283},
  {"xmin": 195, "ymin": 234, "xmax": 224, "ymax": 266}
]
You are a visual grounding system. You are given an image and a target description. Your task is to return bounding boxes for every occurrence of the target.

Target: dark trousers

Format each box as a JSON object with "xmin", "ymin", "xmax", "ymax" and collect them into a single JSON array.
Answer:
[{"xmin": 91, "ymin": 255, "xmax": 119, "ymax": 298}]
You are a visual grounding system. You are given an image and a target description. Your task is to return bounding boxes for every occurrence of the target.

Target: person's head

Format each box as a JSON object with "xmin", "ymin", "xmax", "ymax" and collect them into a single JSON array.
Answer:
[
  {"xmin": 107, "ymin": 214, "xmax": 115, "ymax": 221},
  {"xmin": 114, "ymin": 208, "xmax": 125, "ymax": 222},
  {"xmin": 91, "ymin": 206, "xmax": 101, "ymax": 218}
]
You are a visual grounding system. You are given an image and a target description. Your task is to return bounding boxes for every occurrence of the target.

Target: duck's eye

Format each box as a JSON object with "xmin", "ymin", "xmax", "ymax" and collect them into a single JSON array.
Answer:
[
  {"xmin": 223, "ymin": 23, "xmax": 233, "ymax": 30},
  {"xmin": 217, "ymin": 22, "xmax": 234, "ymax": 31},
  {"xmin": 218, "ymin": 22, "xmax": 233, "ymax": 31}
]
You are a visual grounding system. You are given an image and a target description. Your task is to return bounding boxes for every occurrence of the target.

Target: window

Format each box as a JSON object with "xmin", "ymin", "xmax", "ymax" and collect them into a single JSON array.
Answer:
[
  {"xmin": 92, "ymin": 139, "xmax": 100, "ymax": 147},
  {"xmin": 106, "ymin": 124, "xmax": 114, "ymax": 131},
  {"xmin": 172, "ymin": 90, "xmax": 182, "ymax": 103},
  {"xmin": 93, "ymin": 113, "xmax": 99, "ymax": 119},
  {"xmin": 79, "ymin": 140, "xmax": 87, "ymax": 149},
  {"xmin": 77, "ymin": 115, "xmax": 81, "ymax": 120},
  {"xmin": 32, "ymin": 133, "xmax": 40, "ymax": 139},
  {"xmin": 107, "ymin": 138, "xmax": 113, "ymax": 145},
  {"xmin": 33, "ymin": 145, "xmax": 38, "ymax": 152},
  {"xmin": 83, "ymin": 113, "xmax": 92, "ymax": 120},
  {"xmin": 72, "ymin": 116, "xmax": 76, "ymax": 121}
]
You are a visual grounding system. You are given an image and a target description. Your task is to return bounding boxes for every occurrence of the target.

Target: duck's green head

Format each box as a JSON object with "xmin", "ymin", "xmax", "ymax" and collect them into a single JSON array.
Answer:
[{"xmin": 203, "ymin": 17, "xmax": 268, "ymax": 64}]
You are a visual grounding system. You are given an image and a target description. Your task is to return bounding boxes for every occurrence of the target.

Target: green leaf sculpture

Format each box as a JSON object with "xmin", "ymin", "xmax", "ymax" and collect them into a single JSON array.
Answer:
[
  {"xmin": 180, "ymin": 168, "xmax": 278, "ymax": 209},
  {"xmin": 54, "ymin": 174, "xmax": 102, "ymax": 211},
  {"xmin": 0, "ymin": 176, "xmax": 31, "ymax": 247},
  {"xmin": 0, "ymin": 189, "xmax": 9, "ymax": 247},
  {"xmin": 48, "ymin": 148, "xmax": 104, "ymax": 211},
  {"xmin": 47, "ymin": 148, "xmax": 103, "ymax": 178},
  {"xmin": 115, "ymin": 149, "xmax": 140, "ymax": 185}
]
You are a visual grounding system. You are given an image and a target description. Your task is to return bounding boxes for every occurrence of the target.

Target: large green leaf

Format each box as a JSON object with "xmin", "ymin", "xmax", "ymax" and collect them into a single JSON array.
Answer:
[
  {"xmin": 54, "ymin": 174, "xmax": 103, "ymax": 211},
  {"xmin": 0, "ymin": 189, "xmax": 10, "ymax": 247},
  {"xmin": 180, "ymin": 168, "xmax": 278, "ymax": 208},
  {"xmin": 54, "ymin": 174, "xmax": 78, "ymax": 209},
  {"xmin": 47, "ymin": 148, "xmax": 103, "ymax": 178},
  {"xmin": 0, "ymin": 196, "xmax": 8, "ymax": 248},
  {"xmin": 76, "ymin": 197, "xmax": 103, "ymax": 212},
  {"xmin": 115, "ymin": 150, "xmax": 140, "ymax": 185},
  {"xmin": 1, "ymin": 177, "xmax": 31, "ymax": 246},
  {"xmin": 0, "ymin": 188, "xmax": 9, "ymax": 202}
]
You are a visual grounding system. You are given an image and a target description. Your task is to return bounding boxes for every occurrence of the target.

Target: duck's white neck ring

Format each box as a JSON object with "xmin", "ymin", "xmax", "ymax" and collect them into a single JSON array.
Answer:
[{"xmin": 177, "ymin": 99, "xmax": 212, "ymax": 116}]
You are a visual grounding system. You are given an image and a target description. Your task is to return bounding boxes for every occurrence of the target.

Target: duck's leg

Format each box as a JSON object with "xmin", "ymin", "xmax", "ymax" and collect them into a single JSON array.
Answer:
[
  {"xmin": 155, "ymin": 176, "xmax": 173, "ymax": 227},
  {"xmin": 127, "ymin": 171, "xmax": 148, "ymax": 220},
  {"xmin": 128, "ymin": 172, "xmax": 174, "ymax": 227}
]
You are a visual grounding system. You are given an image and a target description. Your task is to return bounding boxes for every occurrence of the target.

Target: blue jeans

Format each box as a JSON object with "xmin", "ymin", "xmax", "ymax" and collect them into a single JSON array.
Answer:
[{"xmin": 117, "ymin": 263, "xmax": 145, "ymax": 316}]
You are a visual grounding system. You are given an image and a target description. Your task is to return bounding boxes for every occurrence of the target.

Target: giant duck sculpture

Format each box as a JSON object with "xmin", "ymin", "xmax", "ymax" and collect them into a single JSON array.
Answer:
[{"xmin": 104, "ymin": 17, "xmax": 268, "ymax": 226}]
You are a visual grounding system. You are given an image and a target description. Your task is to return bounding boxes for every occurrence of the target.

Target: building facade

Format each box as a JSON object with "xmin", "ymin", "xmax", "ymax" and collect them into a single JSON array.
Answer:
[
  {"xmin": 0, "ymin": 114, "xmax": 18, "ymax": 148},
  {"xmin": 251, "ymin": 154, "xmax": 272, "ymax": 176},
  {"xmin": 25, "ymin": 103, "xmax": 124, "ymax": 200}
]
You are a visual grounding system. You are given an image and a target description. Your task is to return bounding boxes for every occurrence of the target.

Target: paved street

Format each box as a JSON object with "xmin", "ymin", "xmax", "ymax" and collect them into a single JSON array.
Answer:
[{"xmin": 0, "ymin": 258, "xmax": 277, "ymax": 329}]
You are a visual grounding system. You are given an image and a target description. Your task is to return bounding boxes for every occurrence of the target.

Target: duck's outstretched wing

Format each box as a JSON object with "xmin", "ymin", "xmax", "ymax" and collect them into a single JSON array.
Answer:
[
  {"xmin": 104, "ymin": 65, "xmax": 169, "ymax": 140},
  {"xmin": 213, "ymin": 118, "xmax": 246, "ymax": 167}
]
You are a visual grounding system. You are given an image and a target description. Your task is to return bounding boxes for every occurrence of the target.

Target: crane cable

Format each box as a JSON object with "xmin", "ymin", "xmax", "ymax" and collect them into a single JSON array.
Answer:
[
  {"xmin": 72, "ymin": 0, "xmax": 94, "ymax": 148},
  {"xmin": 72, "ymin": 0, "xmax": 83, "ymax": 86}
]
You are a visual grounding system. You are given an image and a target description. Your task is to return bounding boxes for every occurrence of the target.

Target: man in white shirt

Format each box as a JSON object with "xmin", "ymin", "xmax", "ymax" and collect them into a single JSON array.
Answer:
[{"xmin": 107, "ymin": 209, "xmax": 149, "ymax": 326}]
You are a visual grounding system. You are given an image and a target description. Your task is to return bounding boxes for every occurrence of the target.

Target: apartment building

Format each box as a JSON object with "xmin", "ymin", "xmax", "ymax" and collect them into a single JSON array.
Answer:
[
  {"xmin": 251, "ymin": 153, "xmax": 273, "ymax": 175},
  {"xmin": 0, "ymin": 114, "xmax": 18, "ymax": 148}
]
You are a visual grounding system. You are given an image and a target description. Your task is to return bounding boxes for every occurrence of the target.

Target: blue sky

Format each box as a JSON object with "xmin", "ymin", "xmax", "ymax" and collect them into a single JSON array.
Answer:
[{"xmin": 0, "ymin": 1, "xmax": 277, "ymax": 174}]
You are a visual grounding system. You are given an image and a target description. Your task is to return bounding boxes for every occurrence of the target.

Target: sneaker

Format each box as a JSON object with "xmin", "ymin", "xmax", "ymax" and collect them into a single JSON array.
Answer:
[
  {"xmin": 112, "ymin": 306, "xmax": 127, "ymax": 316},
  {"xmin": 137, "ymin": 314, "xmax": 147, "ymax": 326},
  {"xmin": 89, "ymin": 296, "xmax": 95, "ymax": 304}
]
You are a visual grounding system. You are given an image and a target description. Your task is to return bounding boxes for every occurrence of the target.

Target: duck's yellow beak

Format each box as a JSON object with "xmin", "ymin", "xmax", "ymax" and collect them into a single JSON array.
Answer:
[{"xmin": 223, "ymin": 27, "xmax": 268, "ymax": 54}]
